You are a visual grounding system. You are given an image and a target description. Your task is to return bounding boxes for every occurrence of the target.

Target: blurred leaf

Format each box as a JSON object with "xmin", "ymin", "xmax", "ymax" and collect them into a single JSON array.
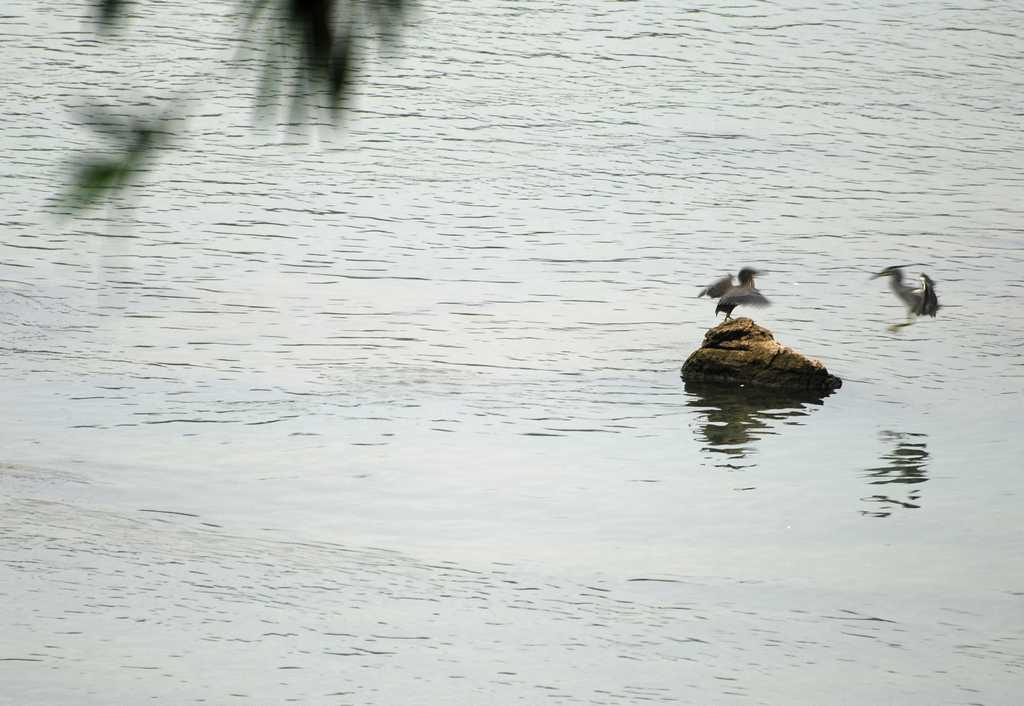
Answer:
[
  {"xmin": 244, "ymin": 0, "xmax": 411, "ymax": 127},
  {"xmin": 78, "ymin": 161, "xmax": 128, "ymax": 189},
  {"xmin": 96, "ymin": 0, "xmax": 132, "ymax": 31},
  {"xmin": 328, "ymin": 30, "xmax": 354, "ymax": 112},
  {"xmin": 58, "ymin": 106, "xmax": 179, "ymax": 217},
  {"xmin": 63, "ymin": 160, "xmax": 130, "ymax": 211},
  {"xmin": 291, "ymin": 0, "xmax": 334, "ymax": 68}
]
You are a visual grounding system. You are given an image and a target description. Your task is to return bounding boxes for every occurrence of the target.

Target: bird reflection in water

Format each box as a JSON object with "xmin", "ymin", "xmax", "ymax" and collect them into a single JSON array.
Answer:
[
  {"xmin": 683, "ymin": 381, "xmax": 833, "ymax": 470},
  {"xmin": 860, "ymin": 431, "xmax": 930, "ymax": 517}
]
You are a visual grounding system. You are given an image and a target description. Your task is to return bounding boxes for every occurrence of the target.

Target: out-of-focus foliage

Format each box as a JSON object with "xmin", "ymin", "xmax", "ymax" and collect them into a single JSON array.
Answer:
[
  {"xmin": 65, "ymin": 0, "xmax": 411, "ymax": 215},
  {"xmin": 242, "ymin": 0, "xmax": 408, "ymax": 123},
  {"xmin": 59, "ymin": 107, "xmax": 176, "ymax": 216},
  {"xmin": 95, "ymin": 0, "xmax": 131, "ymax": 30}
]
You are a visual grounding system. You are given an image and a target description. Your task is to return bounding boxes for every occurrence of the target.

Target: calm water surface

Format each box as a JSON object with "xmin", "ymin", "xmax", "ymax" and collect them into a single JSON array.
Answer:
[{"xmin": 2, "ymin": 1, "xmax": 1023, "ymax": 703}]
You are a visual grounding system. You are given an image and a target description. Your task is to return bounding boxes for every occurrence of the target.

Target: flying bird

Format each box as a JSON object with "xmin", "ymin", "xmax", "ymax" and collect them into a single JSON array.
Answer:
[
  {"xmin": 871, "ymin": 265, "xmax": 940, "ymax": 329},
  {"xmin": 698, "ymin": 267, "xmax": 770, "ymax": 321}
]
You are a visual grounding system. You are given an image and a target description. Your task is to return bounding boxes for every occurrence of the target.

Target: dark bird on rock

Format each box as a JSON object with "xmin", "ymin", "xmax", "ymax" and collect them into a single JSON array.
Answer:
[
  {"xmin": 698, "ymin": 267, "xmax": 771, "ymax": 321},
  {"xmin": 871, "ymin": 265, "xmax": 940, "ymax": 329}
]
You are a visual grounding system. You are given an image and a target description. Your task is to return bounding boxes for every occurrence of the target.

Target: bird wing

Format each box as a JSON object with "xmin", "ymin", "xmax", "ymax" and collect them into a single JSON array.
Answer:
[
  {"xmin": 914, "ymin": 275, "xmax": 940, "ymax": 316},
  {"xmin": 698, "ymin": 275, "xmax": 734, "ymax": 299},
  {"xmin": 719, "ymin": 288, "xmax": 770, "ymax": 307}
]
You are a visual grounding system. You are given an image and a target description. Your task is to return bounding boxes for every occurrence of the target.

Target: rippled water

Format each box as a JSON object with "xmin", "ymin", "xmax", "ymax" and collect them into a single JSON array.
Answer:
[{"xmin": 2, "ymin": 1, "xmax": 1023, "ymax": 703}]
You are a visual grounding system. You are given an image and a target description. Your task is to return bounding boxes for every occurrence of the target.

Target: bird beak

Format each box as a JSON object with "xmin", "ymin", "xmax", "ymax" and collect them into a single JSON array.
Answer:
[{"xmin": 870, "ymin": 271, "xmax": 884, "ymax": 280}]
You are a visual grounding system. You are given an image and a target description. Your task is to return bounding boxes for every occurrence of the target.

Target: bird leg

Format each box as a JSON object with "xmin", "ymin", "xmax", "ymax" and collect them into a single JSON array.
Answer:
[{"xmin": 887, "ymin": 316, "xmax": 915, "ymax": 332}]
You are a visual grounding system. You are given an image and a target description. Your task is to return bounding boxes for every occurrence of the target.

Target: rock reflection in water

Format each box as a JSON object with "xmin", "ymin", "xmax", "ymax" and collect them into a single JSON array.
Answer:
[
  {"xmin": 683, "ymin": 381, "xmax": 833, "ymax": 470},
  {"xmin": 860, "ymin": 431, "xmax": 930, "ymax": 518}
]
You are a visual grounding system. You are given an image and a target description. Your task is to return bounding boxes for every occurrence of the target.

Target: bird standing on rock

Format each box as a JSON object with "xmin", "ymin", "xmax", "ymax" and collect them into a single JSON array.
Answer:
[
  {"xmin": 871, "ymin": 265, "xmax": 939, "ymax": 329},
  {"xmin": 698, "ymin": 267, "xmax": 771, "ymax": 321}
]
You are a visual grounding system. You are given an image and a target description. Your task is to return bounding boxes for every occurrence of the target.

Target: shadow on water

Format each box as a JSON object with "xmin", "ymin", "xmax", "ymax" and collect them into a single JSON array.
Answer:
[
  {"xmin": 683, "ymin": 381, "xmax": 834, "ymax": 471},
  {"xmin": 860, "ymin": 431, "xmax": 930, "ymax": 518}
]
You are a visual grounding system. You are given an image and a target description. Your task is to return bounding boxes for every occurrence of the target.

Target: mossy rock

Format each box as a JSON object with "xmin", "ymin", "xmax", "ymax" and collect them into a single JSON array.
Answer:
[{"xmin": 681, "ymin": 318, "xmax": 842, "ymax": 392}]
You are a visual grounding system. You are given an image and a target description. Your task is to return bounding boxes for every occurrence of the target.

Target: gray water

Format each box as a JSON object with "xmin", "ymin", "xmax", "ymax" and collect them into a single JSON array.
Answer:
[{"xmin": 2, "ymin": 1, "xmax": 1023, "ymax": 703}]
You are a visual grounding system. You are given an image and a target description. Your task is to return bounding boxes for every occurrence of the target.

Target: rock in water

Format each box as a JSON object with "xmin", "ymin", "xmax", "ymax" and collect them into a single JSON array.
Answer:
[{"xmin": 680, "ymin": 318, "xmax": 842, "ymax": 392}]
